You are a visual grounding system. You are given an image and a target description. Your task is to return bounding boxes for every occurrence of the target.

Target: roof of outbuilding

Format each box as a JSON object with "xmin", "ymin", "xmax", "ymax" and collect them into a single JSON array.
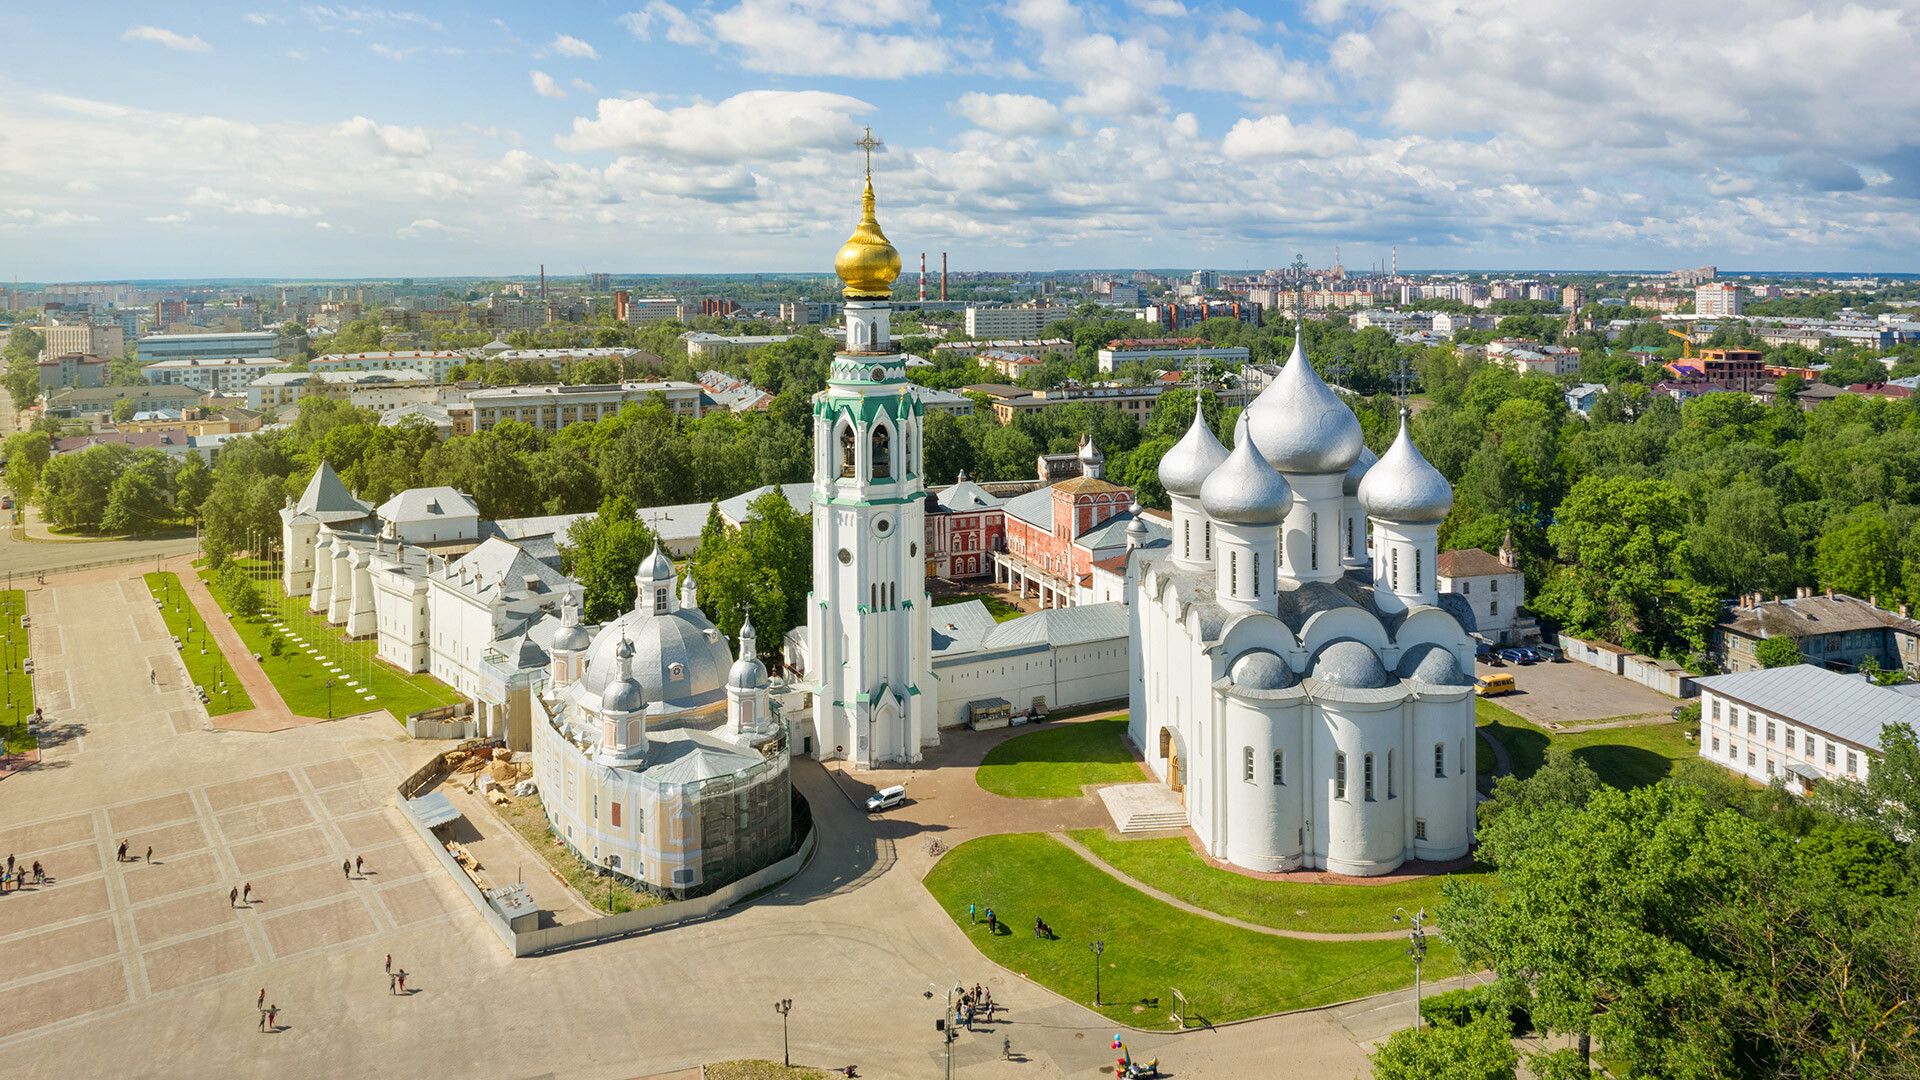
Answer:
[
  {"xmin": 1695, "ymin": 664, "xmax": 1918, "ymax": 751},
  {"xmin": 1436, "ymin": 548, "xmax": 1514, "ymax": 579},
  {"xmin": 1718, "ymin": 593, "xmax": 1920, "ymax": 640},
  {"xmin": 378, "ymin": 486, "xmax": 480, "ymax": 524}
]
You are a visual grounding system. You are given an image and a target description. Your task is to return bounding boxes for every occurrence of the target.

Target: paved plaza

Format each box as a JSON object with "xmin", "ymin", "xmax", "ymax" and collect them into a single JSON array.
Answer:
[
  {"xmin": 1, "ymin": 567, "xmax": 1439, "ymax": 1079},
  {"xmin": 1473, "ymin": 656, "xmax": 1680, "ymax": 727}
]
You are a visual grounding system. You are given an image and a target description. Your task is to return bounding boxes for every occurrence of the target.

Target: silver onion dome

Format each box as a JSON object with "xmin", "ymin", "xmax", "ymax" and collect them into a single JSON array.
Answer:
[
  {"xmin": 1229, "ymin": 648, "xmax": 1296, "ymax": 691},
  {"xmin": 1342, "ymin": 443, "xmax": 1379, "ymax": 497},
  {"xmin": 1156, "ymin": 394, "xmax": 1229, "ymax": 498},
  {"xmin": 1200, "ymin": 417, "xmax": 1293, "ymax": 526},
  {"xmin": 602, "ymin": 638, "xmax": 646, "ymax": 715},
  {"xmin": 1357, "ymin": 411, "xmax": 1453, "ymax": 524},
  {"xmin": 635, "ymin": 541, "xmax": 675, "ymax": 583},
  {"xmin": 1245, "ymin": 327, "xmax": 1364, "ymax": 475}
]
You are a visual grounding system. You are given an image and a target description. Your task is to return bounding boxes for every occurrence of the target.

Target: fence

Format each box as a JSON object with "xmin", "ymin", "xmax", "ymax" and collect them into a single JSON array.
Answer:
[
  {"xmin": 392, "ymin": 762, "xmax": 816, "ymax": 958},
  {"xmin": 1558, "ymin": 634, "xmax": 1697, "ymax": 698}
]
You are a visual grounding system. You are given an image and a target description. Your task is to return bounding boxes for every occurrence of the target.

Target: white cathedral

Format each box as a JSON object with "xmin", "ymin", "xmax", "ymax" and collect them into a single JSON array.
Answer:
[{"xmin": 1126, "ymin": 337, "xmax": 1479, "ymax": 877}]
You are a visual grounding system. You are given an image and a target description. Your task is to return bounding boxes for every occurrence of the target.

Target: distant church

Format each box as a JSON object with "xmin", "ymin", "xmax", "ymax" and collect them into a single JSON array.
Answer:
[{"xmin": 1127, "ymin": 337, "xmax": 1480, "ymax": 876}]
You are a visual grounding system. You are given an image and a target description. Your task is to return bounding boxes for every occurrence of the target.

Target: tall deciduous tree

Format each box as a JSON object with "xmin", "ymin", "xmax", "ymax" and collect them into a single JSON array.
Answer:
[
  {"xmin": 559, "ymin": 496, "xmax": 658, "ymax": 623},
  {"xmin": 1368, "ymin": 1010, "xmax": 1518, "ymax": 1080}
]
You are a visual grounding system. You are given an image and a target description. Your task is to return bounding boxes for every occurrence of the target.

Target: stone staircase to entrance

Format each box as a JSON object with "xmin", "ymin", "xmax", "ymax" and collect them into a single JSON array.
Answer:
[{"xmin": 1098, "ymin": 783, "xmax": 1190, "ymax": 833}]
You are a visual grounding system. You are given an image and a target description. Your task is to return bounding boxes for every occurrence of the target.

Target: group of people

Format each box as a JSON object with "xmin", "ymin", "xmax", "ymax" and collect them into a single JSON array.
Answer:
[
  {"xmin": 967, "ymin": 902, "xmax": 1052, "ymax": 941},
  {"xmin": 2, "ymin": 853, "xmax": 45, "ymax": 892},
  {"xmin": 956, "ymin": 983, "xmax": 997, "ymax": 1030},
  {"xmin": 115, "ymin": 840, "xmax": 151, "ymax": 864}
]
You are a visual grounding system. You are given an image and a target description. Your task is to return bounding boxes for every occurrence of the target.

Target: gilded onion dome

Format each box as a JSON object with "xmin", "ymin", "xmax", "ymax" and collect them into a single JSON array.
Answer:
[
  {"xmin": 1157, "ymin": 394, "xmax": 1229, "ymax": 498},
  {"xmin": 835, "ymin": 177, "xmax": 902, "ymax": 299},
  {"xmin": 1357, "ymin": 410, "xmax": 1454, "ymax": 524},
  {"xmin": 1200, "ymin": 416, "xmax": 1293, "ymax": 526},
  {"xmin": 1245, "ymin": 327, "xmax": 1365, "ymax": 475}
]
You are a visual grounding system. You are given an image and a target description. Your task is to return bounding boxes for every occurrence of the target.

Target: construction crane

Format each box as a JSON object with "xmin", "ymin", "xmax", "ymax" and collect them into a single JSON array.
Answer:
[{"xmin": 1667, "ymin": 328, "xmax": 1695, "ymax": 359}]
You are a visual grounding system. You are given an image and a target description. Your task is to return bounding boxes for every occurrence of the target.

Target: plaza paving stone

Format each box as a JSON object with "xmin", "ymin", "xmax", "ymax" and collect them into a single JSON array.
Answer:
[{"xmin": 1, "ymin": 568, "xmax": 1441, "ymax": 1080}]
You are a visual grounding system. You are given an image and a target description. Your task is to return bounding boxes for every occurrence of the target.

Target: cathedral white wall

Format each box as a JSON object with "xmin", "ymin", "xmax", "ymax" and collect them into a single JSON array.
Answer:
[
  {"xmin": 372, "ymin": 573, "xmax": 429, "ymax": 672},
  {"xmin": 1223, "ymin": 697, "xmax": 1307, "ymax": 872},
  {"xmin": 1411, "ymin": 695, "xmax": 1475, "ymax": 861},
  {"xmin": 310, "ymin": 537, "xmax": 334, "ymax": 614},
  {"xmin": 934, "ymin": 637, "xmax": 1129, "ymax": 729},
  {"xmin": 328, "ymin": 545, "xmax": 353, "ymax": 624},
  {"xmin": 283, "ymin": 519, "xmax": 320, "ymax": 596},
  {"xmin": 1316, "ymin": 700, "xmax": 1406, "ymax": 877},
  {"xmin": 1280, "ymin": 473, "xmax": 1345, "ymax": 584}
]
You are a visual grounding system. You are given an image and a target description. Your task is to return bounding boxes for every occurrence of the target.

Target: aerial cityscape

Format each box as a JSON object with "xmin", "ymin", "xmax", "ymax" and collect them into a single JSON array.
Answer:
[{"xmin": 3, "ymin": 3, "xmax": 1918, "ymax": 1080}]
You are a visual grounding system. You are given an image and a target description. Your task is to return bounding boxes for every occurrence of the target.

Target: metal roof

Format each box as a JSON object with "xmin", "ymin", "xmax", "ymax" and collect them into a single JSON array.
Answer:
[
  {"xmin": 1695, "ymin": 665, "xmax": 1916, "ymax": 751},
  {"xmin": 407, "ymin": 791, "xmax": 462, "ymax": 829}
]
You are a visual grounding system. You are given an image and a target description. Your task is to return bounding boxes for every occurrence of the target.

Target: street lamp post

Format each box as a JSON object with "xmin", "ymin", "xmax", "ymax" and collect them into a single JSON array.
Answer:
[
  {"xmin": 774, "ymin": 999, "xmax": 793, "ymax": 1068},
  {"xmin": 1090, "ymin": 940, "xmax": 1105, "ymax": 1007},
  {"xmin": 1394, "ymin": 907, "xmax": 1428, "ymax": 1029},
  {"xmin": 325, "ymin": 677, "xmax": 336, "ymax": 719}
]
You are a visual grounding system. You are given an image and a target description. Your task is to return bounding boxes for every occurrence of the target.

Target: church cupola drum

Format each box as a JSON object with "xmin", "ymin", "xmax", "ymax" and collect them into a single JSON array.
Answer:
[{"xmin": 802, "ymin": 133, "xmax": 938, "ymax": 767}]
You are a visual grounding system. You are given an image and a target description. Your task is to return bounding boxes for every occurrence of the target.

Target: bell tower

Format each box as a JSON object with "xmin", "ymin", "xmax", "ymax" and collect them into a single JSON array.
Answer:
[{"xmin": 804, "ymin": 133, "xmax": 936, "ymax": 767}]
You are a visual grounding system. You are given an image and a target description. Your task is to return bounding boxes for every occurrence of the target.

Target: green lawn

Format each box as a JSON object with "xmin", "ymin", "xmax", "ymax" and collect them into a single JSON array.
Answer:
[
  {"xmin": 199, "ymin": 566, "xmax": 463, "ymax": 721},
  {"xmin": 933, "ymin": 592, "xmax": 1024, "ymax": 622},
  {"xmin": 1475, "ymin": 697, "xmax": 1695, "ymax": 789},
  {"xmin": 1, "ymin": 590, "xmax": 35, "ymax": 750},
  {"xmin": 976, "ymin": 717, "xmax": 1145, "ymax": 798},
  {"xmin": 923, "ymin": 833, "xmax": 1461, "ymax": 1029},
  {"xmin": 144, "ymin": 573, "xmax": 256, "ymax": 717},
  {"xmin": 1068, "ymin": 829, "xmax": 1490, "ymax": 934}
]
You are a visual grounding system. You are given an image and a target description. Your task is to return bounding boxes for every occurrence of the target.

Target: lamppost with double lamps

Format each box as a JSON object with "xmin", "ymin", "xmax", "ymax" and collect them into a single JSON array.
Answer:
[
  {"xmin": 1090, "ymin": 940, "xmax": 1105, "ymax": 1006},
  {"xmin": 774, "ymin": 999, "xmax": 793, "ymax": 1067},
  {"xmin": 1394, "ymin": 907, "xmax": 1428, "ymax": 1029}
]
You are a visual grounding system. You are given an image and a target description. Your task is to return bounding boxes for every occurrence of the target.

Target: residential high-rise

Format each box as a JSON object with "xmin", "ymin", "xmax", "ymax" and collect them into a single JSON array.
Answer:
[{"xmin": 1695, "ymin": 283, "xmax": 1744, "ymax": 317}]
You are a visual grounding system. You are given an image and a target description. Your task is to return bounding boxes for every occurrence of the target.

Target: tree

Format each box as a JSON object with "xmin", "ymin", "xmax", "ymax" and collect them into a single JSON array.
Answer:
[
  {"xmin": 1815, "ymin": 506, "xmax": 1899, "ymax": 600},
  {"xmin": 1816, "ymin": 722, "xmax": 1920, "ymax": 864},
  {"xmin": 1753, "ymin": 635, "xmax": 1802, "ymax": 668},
  {"xmin": 101, "ymin": 450, "xmax": 175, "ymax": 534},
  {"xmin": 1534, "ymin": 474, "xmax": 1690, "ymax": 651},
  {"xmin": 560, "ymin": 496, "xmax": 659, "ymax": 622},
  {"xmin": 3, "ymin": 429, "xmax": 51, "ymax": 500},
  {"xmin": 217, "ymin": 563, "xmax": 262, "ymax": 618},
  {"xmin": 111, "ymin": 396, "xmax": 138, "ymax": 423},
  {"xmin": 1478, "ymin": 746, "xmax": 1600, "ymax": 828},
  {"xmin": 1368, "ymin": 1010, "xmax": 1518, "ymax": 1080}
]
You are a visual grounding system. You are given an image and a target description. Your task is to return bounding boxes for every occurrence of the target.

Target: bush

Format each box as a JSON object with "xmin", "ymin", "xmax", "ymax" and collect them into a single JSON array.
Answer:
[{"xmin": 1420, "ymin": 985, "xmax": 1531, "ymax": 1036}]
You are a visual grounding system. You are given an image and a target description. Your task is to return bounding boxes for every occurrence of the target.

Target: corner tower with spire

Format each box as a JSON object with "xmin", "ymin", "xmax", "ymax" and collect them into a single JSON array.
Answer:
[{"xmin": 803, "ymin": 134, "xmax": 936, "ymax": 767}]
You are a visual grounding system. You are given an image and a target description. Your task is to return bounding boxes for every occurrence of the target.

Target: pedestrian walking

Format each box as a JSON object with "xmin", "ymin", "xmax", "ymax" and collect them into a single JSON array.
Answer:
[
  {"xmin": 969, "ymin": 902, "xmax": 976, "ymax": 924},
  {"xmin": 396, "ymin": 971, "xmax": 407, "ymax": 994},
  {"xmin": 145, "ymin": 846, "xmax": 152, "ymax": 863},
  {"xmin": 258, "ymin": 1009, "xmax": 267, "ymax": 1032},
  {"xmin": 6, "ymin": 854, "xmax": 13, "ymax": 874},
  {"xmin": 389, "ymin": 973, "xmax": 397, "ymax": 995},
  {"xmin": 355, "ymin": 855, "xmax": 364, "ymax": 875},
  {"xmin": 384, "ymin": 954, "xmax": 392, "ymax": 975},
  {"xmin": 32, "ymin": 860, "xmax": 43, "ymax": 884},
  {"xmin": 258, "ymin": 988, "xmax": 265, "ymax": 1009},
  {"xmin": 116, "ymin": 841, "xmax": 127, "ymax": 863},
  {"xmin": 266, "ymin": 1005, "xmax": 277, "ymax": 1032},
  {"xmin": 230, "ymin": 886, "xmax": 239, "ymax": 908},
  {"xmin": 243, "ymin": 883, "xmax": 252, "ymax": 904},
  {"xmin": 151, "ymin": 670, "xmax": 156, "ymax": 685},
  {"xmin": 342, "ymin": 859, "xmax": 351, "ymax": 880}
]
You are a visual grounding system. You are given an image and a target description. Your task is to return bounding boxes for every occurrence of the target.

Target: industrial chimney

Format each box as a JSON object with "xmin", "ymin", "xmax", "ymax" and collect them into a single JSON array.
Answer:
[
  {"xmin": 941, "ymin": 252, "xmax": 948, "ymax": 300},
  {"xmin": 919, "ymin": 252, "xmax": 926, "ymax": 302}
]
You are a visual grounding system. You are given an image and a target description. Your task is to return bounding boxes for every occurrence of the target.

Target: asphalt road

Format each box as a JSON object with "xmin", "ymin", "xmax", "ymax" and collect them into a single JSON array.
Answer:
[{"xmin": 0, "ymin": 527, "xmax": 199, "ymax": 578}]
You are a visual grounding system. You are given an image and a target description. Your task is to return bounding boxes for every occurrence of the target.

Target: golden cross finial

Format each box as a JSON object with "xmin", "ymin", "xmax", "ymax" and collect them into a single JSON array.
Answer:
[{"xmin": 854, "ymin": 126, "xmax": 884, "ymax": 176}]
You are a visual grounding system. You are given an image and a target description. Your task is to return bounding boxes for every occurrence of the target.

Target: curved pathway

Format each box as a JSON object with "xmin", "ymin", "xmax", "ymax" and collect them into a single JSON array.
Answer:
[
  {"xmin": 1477, "ymin": 727, "xmax": 1513, "ymax": 779},
  {"xmin": 1050, "ymin": 831, "xmax": 1412, "ymax": 942}
]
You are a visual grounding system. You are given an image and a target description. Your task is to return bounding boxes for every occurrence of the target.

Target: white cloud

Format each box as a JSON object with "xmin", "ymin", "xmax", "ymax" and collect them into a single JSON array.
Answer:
[
  {"xmin": 953, "ymin": 92, "xmax": 1067, "ymax": 136},
  {"xmin": 396, "ymin": 218, "xmax": 467, "ymax": 239},
  {"xmin": 190, "ymin": 187, "xmax": 320, "ymax": 218},
  {"xmin": 619, "ymin": 2, "xmax": 702, "ymax": 44},
  {"xmin": 146, "ymin": 212, "xmax": 193, "ymax": 224},
  {"xmin": 301, "ymin": 7, "xmax": 444, "ymax": 33},
  {"xmin": 530, "ymin": 70, "xmax": 566, "ymax": 99},
  {"xmin": 121, "ymin": 26, "xmax": 212, "ymax": 52},
  {"xmin": 1221, "ymin": 114, "xmax": 1363, "ymax": 160},
  {"xmin": 1128, "ymin": 0, "xmax": 1188, "ymax": 15},
  {"xmin": 314, "ymin": 221, "xmax": 334, "ymax": 229},
  {"xmin": 571, "ymin": 78, "xmax": 595, "ymax": 93},
  {"xmin": 336, "ymin": 115, "xmax": 434, "ymax": 157},
  {"xmin": 559, "ymin": 90, "xmax": 874, "ymax": 161},
  {"xmin": 370, "ymin": 43, "xmax": 420, "ymax": 59},
  {"xmin": 548, "ymin": 34, "xmax": 599, "ymax": 59},
  {"xmin": 0, "ymin": 209, "xmax": 101, "ymax": 229},
  {"xmin": 242, "ymin": 13, "xmax": 278, "ymax": 26}
]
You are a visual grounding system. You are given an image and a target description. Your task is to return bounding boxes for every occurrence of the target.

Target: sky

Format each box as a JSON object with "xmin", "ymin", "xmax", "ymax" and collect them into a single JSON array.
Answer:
[{"xmin": 2, "ymin": 1, "xmax": 1918, "ymax": 280}]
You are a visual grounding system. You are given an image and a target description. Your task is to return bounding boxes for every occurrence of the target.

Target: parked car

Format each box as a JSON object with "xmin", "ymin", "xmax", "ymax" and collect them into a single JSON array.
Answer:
[
  {"xmin": 1518, "ymin": 648, "xmax": 1549, "ymax": 664},
  {"xmin": 1498, "ymin": 649, "xmax": 1531, "ymax": 665},
  {"xmin": 865, "ymin": 785, "xmax": 906, "ymax": 813},
  {"xmin": 1474, "ymin": 673, "xmax": 1517, "ymax": 697},
  {"xmin": 1535, "ymin": 645, "xmax": 1565, "ymax": 663},
  {"xmin": 1474, "ymin": 641, "xmax": 1495, "ymax": 662}
]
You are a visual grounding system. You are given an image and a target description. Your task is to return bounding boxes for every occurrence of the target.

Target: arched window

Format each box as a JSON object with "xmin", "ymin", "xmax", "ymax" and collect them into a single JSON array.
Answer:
[
  {"xmin": 1434, "ymin": 742, "xmax": 1446, "ymax": 778},
  {"xmin": 1310, "ymin": 512, "xmax": 1319, "ymax": 570},
  {"xmin": 654, "ymin": 587, "xmax": 667, "ymax": 614},
  {"xmin": 839, "ymin": 425, "xmax": 856, "ymax": 478},
  {"xmin": 871, "ymin": 426, "xmax": 892, "ymax": 479},
  {"xmin": 1391, "ymin": 547, "xmax": 1400, "ymax": 590},
  {"xmin": 1346, "ymin": 517, "xmax": 1354, "ymax": 558},
  {"xmin": 628, "ymin": 720, "xmax": 642, "ymax": 746},
  {"xmin": 1252, "ymin": 552, "xmax": 1261, "ymax": 596},
  {"xmin": 1415, "ymin": 548, "xmax": 1423, "ymax": 592},
  {"xmin": 1459, "ymin": 738, "xmax": 1467, "ymax": 774},
  {"xmin": 1387, "ymin": 749, "xmax": 1396, "ymax": 798},
  {"xmin": 1335, "ymin": 752, "xmax": 1348, "ymax": 799},
  {"xmin": 1272, "ymin": 750, "xmax": 1285, "ymax": 785},
  {"xmin": 1229, "ymin": 550, "xmax": 1238, "ymax": 594},
  {"xmin": 903, "ymin": 426, "xmax": 914, "ymax": 475},
  {"xmin": 1183, "ymin": 519, "xmax": 1190, "ymax": 560},
  {"xmin": 1243, "ymin": 746, "xmax": 1254, "ymax": 783},
  {"xmin": 1364, "ymin": 752, "xmax": 1375, "ymax": 800},
  {"xmin": 1203, "ymin": 521, "xmax": 1212, "ymax": 560}
]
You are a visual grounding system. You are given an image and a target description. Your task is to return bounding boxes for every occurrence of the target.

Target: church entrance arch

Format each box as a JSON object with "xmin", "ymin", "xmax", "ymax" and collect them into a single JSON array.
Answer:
[{"xmin": 1157, "ymin": 727, "xmax": 1185, "ymax": 793}]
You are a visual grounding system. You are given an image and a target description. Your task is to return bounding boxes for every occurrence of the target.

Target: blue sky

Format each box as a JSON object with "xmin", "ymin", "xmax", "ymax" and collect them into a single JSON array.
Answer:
[{"xmin": 2, "ymin": 0, "xmax": 1917, "ymax": 279}]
